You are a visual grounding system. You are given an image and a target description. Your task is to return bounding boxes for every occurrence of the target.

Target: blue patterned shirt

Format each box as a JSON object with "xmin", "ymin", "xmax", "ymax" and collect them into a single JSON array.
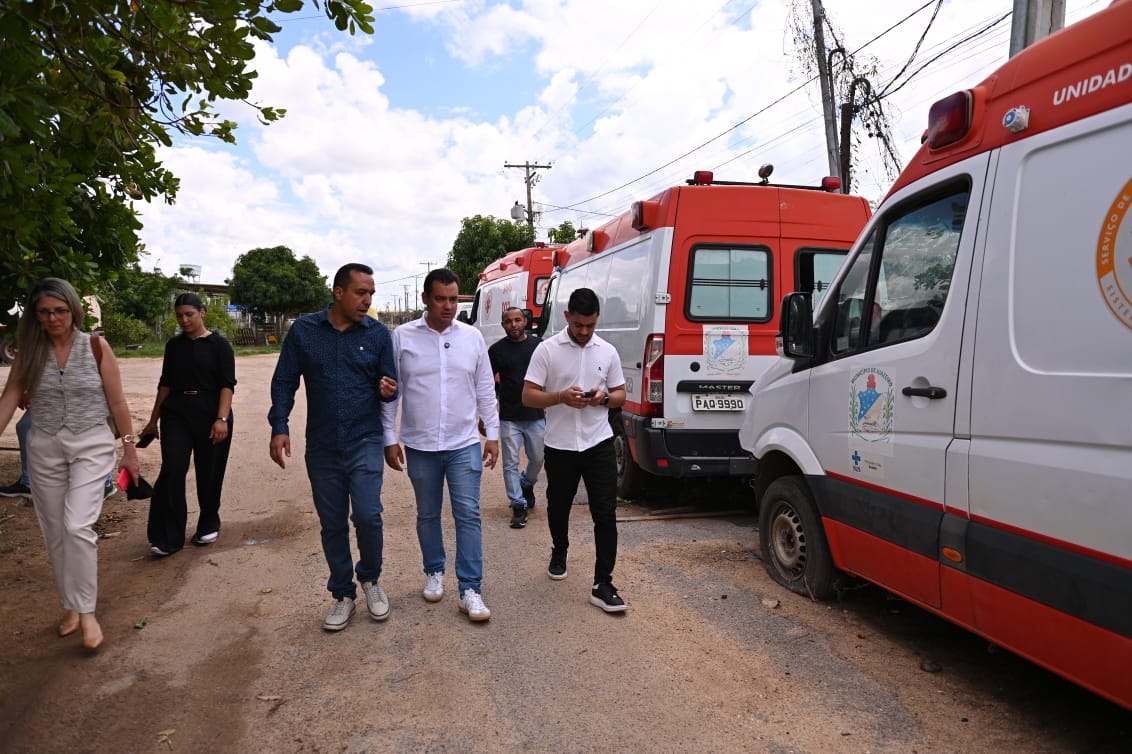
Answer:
[{"xmin": 268, "ymin": 307, "xmax": 397, "ymax": 451}]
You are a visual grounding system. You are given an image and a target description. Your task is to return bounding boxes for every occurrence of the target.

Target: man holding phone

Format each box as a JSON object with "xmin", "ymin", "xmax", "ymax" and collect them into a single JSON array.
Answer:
[{"xmin": 522, "ymin": 287, "xmax": 628, "ymax": 613}]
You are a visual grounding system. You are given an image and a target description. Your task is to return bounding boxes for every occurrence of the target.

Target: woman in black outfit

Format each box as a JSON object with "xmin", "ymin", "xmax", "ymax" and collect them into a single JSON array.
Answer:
[{"xmin": 143, "ymin": 293, "xmax": 237, "ymax": 557}]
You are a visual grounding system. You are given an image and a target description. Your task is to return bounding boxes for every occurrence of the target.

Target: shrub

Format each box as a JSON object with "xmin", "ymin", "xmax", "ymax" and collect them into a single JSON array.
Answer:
[{"xmin": 102, "ymin": 312, "xmax": 154, "ymax": 346}]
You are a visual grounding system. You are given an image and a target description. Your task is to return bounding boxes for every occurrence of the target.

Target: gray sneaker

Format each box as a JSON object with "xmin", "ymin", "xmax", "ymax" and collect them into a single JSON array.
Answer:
[
  {"xmin": 323, "ymin": 597, "xmax": 355, "ymax": 631},
  {"xmin": 361, "ymin": 580, "xmax": 390, "ymax": 621}
]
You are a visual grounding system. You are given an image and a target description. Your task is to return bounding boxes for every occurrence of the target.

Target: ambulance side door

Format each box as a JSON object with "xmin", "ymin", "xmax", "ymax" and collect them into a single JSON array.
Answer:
[{"xmin": 806, "ymin": 156, "xmax": 989, "ymax": 608}]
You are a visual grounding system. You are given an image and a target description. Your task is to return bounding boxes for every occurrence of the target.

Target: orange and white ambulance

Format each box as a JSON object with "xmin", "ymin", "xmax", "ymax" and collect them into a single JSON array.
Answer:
[
  {"xmin": 739, "ymin": 0, "xmax": 1132, "ymax": 710},
  {"xmin": 462, "ymin": 243, "xmax": 563, "ymax": 343},
  {"xmin": 538, "ymin": 170, "xmax": 872, "ymax": 497}
]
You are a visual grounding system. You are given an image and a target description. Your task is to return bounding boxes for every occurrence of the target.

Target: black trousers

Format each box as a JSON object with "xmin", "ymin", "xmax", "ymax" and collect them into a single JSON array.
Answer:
[
  {"xmin": 147, "ymin": 404, "xmax": 233, "ymax": 551},
  {"xmin": 543, "ymin": 438, "xmax": 618, "ymax": 585}
]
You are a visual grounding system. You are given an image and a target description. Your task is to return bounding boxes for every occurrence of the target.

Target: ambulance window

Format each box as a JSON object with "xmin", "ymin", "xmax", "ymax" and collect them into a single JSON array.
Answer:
[
  {"xmin": 831, "ymin": 234, "xmax": 875, "ymax": 354},
  {"xmin": 872, "ymin": 189, "xmax": 967, "ymax": 344},
  {"xmin": 795, "ymin": 248, "xmax": 848, "ymax": 309},
  {"xmin": 829, "ymin": 184, "xmax": 969, "ymax": 355},
  {"xmin": 533, "ymin": 277, "xmax": 550, "ymax": 307},
  {"xmin": 687, "ymin": 245, "xmax": 771, "ymax": 322}
]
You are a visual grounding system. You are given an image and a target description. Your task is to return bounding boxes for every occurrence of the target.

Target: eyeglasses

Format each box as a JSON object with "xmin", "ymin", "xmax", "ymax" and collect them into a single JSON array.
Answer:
[{"xmin": 36, "ymin": 307, "xmax": 71, "ymax": 319}]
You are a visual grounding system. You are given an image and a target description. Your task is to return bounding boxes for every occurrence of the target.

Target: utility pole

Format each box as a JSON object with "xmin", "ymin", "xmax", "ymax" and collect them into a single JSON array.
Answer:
[
  {"xmin": 420, "ymin": 261, "xmax": 435, "ymax": 298},
  {"xmin": 504, "ymin": 161, "xmax": 552, "ymax": 231},
  {"xmin": 403, "ymin": 284, "xmax": 411, "ymax": 314},
  {"xmin": 811, "ymin": 0, "xmax": 841, "ymax": 179},
  {"xmin": 1010, "ymin": 0, "xmax": 1065, "ymax": 56}
]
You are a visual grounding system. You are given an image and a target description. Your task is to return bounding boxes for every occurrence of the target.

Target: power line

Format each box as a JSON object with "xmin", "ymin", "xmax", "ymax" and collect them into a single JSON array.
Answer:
[{"xmin": 555, "ymin": 0, "xmax": 1016, "ymax": 211}]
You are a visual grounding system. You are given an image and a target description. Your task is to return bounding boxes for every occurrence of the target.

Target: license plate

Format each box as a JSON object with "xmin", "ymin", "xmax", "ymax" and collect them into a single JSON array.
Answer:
[{"xmin": 692, "ymin": 393, "xmax": 747, "ymax": 411}]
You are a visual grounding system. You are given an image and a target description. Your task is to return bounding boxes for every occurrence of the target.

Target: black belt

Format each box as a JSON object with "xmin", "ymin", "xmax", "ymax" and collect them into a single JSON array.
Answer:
[{"xmin": 179, "ymin": 389, "xmax": 214, "ymax": 395}]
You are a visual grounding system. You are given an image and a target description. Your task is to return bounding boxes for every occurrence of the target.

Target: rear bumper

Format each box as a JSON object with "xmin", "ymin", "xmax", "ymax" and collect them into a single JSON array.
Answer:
[{"xmin": 622, "ymin": 413, "xmax": 758, "ymax": 478}]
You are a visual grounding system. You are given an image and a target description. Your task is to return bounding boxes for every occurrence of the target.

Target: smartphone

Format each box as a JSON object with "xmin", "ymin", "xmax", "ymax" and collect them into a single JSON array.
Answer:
[
  {"xmin": 116, "ymin": 467, "xmax": 131, "ymax": 492},
  {"xmin": 136, "ymin": 432, "xmax": 157, "ymax": 449},
  {"xmin": 582, "ymin": 390, "xmax": 597, "ymax": 398}
]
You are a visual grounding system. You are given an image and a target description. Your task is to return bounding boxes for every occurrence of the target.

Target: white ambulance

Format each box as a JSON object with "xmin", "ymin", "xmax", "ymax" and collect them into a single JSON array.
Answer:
[
  {"xmin": 738, "ymin": 0, "xmax": 1132, "ymax": 711},
  {"xmin": 540, "ymin": 170, "xmax": 871, "ymax": 498}
]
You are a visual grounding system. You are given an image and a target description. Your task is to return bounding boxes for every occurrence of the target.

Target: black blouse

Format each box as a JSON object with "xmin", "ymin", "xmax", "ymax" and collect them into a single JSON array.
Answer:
[{"xmin": 157, "ymin": 331, "xmax": 237, "ymax": 394}]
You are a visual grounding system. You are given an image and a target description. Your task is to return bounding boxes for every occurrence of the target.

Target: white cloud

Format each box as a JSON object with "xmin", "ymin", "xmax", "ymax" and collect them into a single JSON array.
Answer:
[{"xmin": 138, "ymin": 0, "xmax": 1105, "ymax": 303}]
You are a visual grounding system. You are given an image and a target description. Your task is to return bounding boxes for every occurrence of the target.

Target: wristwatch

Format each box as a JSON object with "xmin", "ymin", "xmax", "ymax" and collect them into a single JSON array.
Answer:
[
  {"xmin": 215, "ymin": 416, "xmax": 229, "ymax": 423},
  {"xmin": 122, "ymin": 433, "xmax": 138, "ymax": 444},
  {"xmin": 602, "ymin": 395, "xmax": 611, "ymax": 407}
]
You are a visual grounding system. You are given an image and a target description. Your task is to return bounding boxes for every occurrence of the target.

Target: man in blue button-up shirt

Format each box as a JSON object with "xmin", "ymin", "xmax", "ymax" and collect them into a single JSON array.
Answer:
[{"xmin": 269, "ymin": 263, "xmax": 398, "ymax": 633}]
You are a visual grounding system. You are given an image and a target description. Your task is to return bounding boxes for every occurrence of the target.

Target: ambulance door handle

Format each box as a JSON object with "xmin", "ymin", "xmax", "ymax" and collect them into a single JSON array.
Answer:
[{"xmin": 902, "ymin": 386, "xmax": 947, "ymax": 400}]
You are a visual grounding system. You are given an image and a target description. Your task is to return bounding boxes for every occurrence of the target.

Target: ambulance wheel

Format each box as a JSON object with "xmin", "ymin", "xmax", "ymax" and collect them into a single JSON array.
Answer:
[
  {"xmin": 758, "ymin": 476, "xmax": 836, "ymax": 600},
  {"xmin": 0, "ymin": 339, "xmax": 14, "ymax": 365},
  {"xmin": 613, "ymin": 426, "xmax": 645, "ymax": 500}
]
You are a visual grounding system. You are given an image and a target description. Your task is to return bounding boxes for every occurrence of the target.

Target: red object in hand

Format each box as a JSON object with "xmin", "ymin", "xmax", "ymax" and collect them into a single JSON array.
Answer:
[{"xmin": 117, "ymin": 467, "xmax": 131, "ymax": 491}]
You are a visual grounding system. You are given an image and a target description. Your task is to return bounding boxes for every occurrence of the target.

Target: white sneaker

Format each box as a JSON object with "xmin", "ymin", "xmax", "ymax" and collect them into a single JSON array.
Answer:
[
  {"xmin": 323, "ymin": 597, "xmax": 355, "ymax": 631},
  {"xmin": 361, "ymin": 580, "xmax": 390, "ymax": 621},
  {"xmin": 458, "ymin": 589, "xmax": 491, "ymax": 622},
  {"xmin": 422, "ymin": 572, "xmax": 444, "ymax": 603}
]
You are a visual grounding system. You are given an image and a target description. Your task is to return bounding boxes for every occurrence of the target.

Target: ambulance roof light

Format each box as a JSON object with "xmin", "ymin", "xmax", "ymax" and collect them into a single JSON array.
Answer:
[
  {"xmin": 691, "ymin": 170, "xmax": 713, "ymax": 185},
  {"xmin": 926, "ymin": 91, "xmax": 972, "ymax": 149},
  {"xmin": 758, "ymin": 164, "xmax": 774, "ymax": 180},
  {"xmin": 821, "ymin": 176, "xmax": 841, "ymax": 192}
]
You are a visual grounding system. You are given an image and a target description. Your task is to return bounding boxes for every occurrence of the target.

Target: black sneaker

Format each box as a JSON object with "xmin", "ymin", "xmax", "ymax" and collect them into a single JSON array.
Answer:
[
  {"xmin": 520, "ymin": 481, "xmax": 536, "ymax": 509},
  {"xmin": 509, "ymin": 506, "xmax": 528, "ymax": 529},
  {"xmin": 590, "ymin": 582, "xmax": 627, "ymax": 613},
  {"xmin": 0, "ymin": 481, "xmax": 30, "ymax": 497},
  {"xmin": 547, "ymin": 549, "xmax": 567, "ymax": 580}
]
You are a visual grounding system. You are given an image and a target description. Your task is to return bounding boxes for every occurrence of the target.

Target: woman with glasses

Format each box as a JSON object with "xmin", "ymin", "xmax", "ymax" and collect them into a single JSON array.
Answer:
[
  {"xmin": 0, "ymin": 278, "xmax": 140, "ymax": 650},
  {"xmin": 140, "ymin": 293, "xmax": 236, "ymax": 557}
]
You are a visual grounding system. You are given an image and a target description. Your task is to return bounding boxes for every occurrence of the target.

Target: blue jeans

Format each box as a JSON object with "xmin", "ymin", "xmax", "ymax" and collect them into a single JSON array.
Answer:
[
  {"xmin": 305, "ymin": 438, "xmax": 386, "ymax": 600},
  {"xmin": 16, "ymin": 412, "xmax": 30, "ymax": 487},
  {"xmin": 501, "ymin": 418, "xmax": 545, "ymax": 509},
  {"xmin": 405, "ymin": 443, "xmax": 484, "ymax": 594}
]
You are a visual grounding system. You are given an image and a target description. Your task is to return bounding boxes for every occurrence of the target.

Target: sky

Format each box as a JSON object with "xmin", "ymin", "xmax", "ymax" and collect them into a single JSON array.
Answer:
[{"xmin": 135, "ymin": 0, "xmax": 1106, "ymax": 310}]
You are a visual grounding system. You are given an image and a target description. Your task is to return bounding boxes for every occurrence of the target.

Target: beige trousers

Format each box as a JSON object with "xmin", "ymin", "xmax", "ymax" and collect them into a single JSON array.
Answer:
[{"xmin": 27, "ymin": 424, "xmax": 116, "ymax": 614}]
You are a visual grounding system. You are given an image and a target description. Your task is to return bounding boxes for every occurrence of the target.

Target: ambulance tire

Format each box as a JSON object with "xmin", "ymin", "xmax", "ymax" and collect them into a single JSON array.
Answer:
[
  {"xmin": 758, "ymin": 476, "xmax": 836, "ymax": 600},
  {"xmin": 612, "ymin": 423, "xmax": 646, "ymax": 500},
  {"xmin": 0, "ymin": 339, "xmax": 14, "ymax": 365}
]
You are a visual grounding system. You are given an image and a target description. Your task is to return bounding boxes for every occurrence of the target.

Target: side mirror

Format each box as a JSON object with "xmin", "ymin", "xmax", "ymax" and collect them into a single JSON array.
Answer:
[
  {"xmin": 457, "ymin": 311, "xmax": 470, "ymax": 323},
  {"xmin": 779, "ymin": 293, "xmax": 814, "ymax": 359}
]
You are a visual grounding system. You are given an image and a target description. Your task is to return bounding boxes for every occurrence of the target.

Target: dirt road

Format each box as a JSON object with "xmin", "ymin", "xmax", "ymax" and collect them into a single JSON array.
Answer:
[{"xmin": 0, "ymin": 354, "xmax": 1128, "ymax": 753}]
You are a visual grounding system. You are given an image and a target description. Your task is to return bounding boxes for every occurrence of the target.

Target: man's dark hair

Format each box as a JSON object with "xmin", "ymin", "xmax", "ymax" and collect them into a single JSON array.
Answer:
[
  {"xmin": 424, "ymin": 268, "xmax": 459, "ymax": 296},
  {"xmin": 567, "ymin": 287, "xmax": 600, "ymax": 316},
  {"xmin": 501, "ymin": 306, "xmax": 526, "ymax": 322},
  {"xmin": 333, "ymin": 263, "xmax": 373, "ymax": 290}
]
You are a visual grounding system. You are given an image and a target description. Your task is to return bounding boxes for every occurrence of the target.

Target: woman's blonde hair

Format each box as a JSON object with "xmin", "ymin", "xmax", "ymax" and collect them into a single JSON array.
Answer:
[{"xmin": 12, "ymin": 278, "xmax": 85, "ymax": 398}]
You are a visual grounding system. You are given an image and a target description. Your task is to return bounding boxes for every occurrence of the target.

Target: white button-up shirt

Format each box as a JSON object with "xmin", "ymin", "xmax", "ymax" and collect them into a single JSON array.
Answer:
[
  {"xmin": 381, "ymin": 315, "xmax": 499, "ymax": 451},
  {"xmin": 524, "ymin": 328, "xmax": 624, "ymax": 452}
]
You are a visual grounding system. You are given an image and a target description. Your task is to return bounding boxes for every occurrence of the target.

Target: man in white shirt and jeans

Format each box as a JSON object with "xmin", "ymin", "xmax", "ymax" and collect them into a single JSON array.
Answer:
[
  {"xmin": 522, "ymin": 287, "xmax": 628, "ymax": 612},
  {"xmin": 383, "ymin": 268, "xmax": 500, "ymax": 622}
]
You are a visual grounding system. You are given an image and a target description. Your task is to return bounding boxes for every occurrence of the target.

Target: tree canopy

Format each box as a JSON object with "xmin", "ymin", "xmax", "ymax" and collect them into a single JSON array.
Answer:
[
  {"xmin": 446, "ymin": 215, "xmax": 536, "ymax": 295},
  {"xmin": 229, "ymin": 246, "xmax": 329, "ymax": 323},
  {"xmin": 0, "ymin": 0, "xmax": 374, "ymax": 321},
  {"xmin": 104, "ymin": 264, "xmax": 182, "ymax": 326},
  {"xmin": 546, "ymin": 221, "xmax": 579, "ymax": 245}
]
